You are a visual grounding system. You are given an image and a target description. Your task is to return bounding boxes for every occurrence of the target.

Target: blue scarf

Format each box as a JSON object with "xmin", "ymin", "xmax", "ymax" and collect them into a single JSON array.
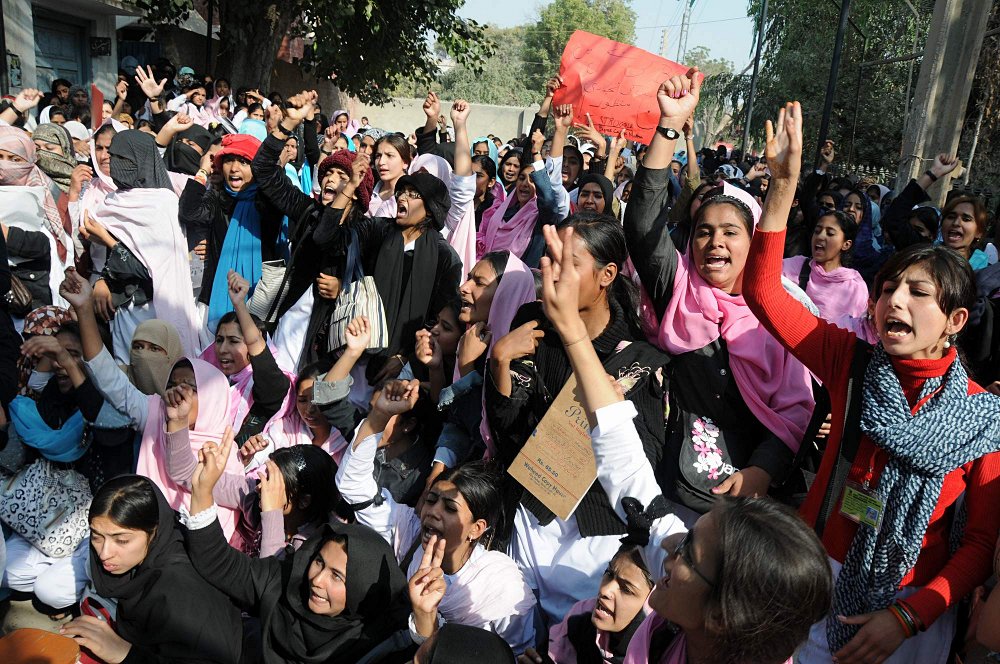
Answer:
[
  {"xmin": 208, "ymin": 183, "xmax": 263, "ymax": 326},
  {"xmin": 828, "ymin": 345, "xmax": 1000, "ymax": 651},
  {"xmin": 9, "ymin": 395, "xmax": 87, "ymax": 463}
]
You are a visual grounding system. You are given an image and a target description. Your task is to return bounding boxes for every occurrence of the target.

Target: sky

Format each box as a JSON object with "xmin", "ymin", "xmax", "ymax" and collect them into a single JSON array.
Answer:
[{"xmin": 458, "ymin": 0, "xmax": 757, "ymax": 71}]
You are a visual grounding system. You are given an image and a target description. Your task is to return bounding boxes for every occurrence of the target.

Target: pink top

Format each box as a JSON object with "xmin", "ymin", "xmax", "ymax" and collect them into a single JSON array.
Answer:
[
  {"xmin": 624, "ymin": 613, "xmax": 794, "ymax": 664},
  {"xmin": 782, "ymin": 255, "xmax": 869, "ymax": 322},
  {"xmin": 548, "ymin": 598, "xmax": 617, "ymax": 664}
]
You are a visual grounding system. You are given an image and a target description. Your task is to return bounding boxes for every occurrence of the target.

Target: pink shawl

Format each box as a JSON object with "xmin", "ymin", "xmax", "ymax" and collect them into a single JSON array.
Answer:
[
  {"xmin": 80, "ymin": 128, "xmax": 118, "ymax": 272},
  {"xmin": 89, "ymin": 187, "xmax": 201, "ymax": 355},
  {"xmin": 136, "ymin": 358, "xmax": 244, "ymax": 540},
  {"xmin": 782, "ymin": 256, "xmax": 869, "ymax": 322},
  {"xmin": 547, "ymin": 598, "xmax": 617, "ymax": 664},
  {"xmin": 479, "ymin": 254, "xmax": 536, "ymax": 458},
  {"xmin": 262, "ymin": 412, "xmax": 350, "ymax": 466},
  {"xmin": 654, "ymin": 184, "xmax": 813, "ymax": 452},
  {"xmin": 199, "ymin": 343, "xmax": 300, "ymax": 471},
  {"xmin": 476, "ymin": 189, "xmax": 538, "ymax": 260}
]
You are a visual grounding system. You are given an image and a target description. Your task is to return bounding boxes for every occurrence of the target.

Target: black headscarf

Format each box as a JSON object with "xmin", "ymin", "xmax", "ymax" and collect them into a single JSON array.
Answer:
[
  {"xmin": 264, "ymin": 521, "xmax": 410, "ymax": 663},
  {"xmin": 395, "ymin": 172, "xmax": 451, "ymax": 231},
  {"xmin": 109, "ymin": 130, "xmax": 173, "ymax": 190},
  {"xmin": 165, "ymin": 124, "xmax": 212, "ymax": 176},
  {"xmin": 577, "ymin": 173, "xmax": 615, "ymax": 215},
  {"xmin": 427, "ymin": 624, "xmax": 516, "ymax": 663},
  {"xmin": 90, "ymin": 476, "xmax": 242, "ymax": 664}
]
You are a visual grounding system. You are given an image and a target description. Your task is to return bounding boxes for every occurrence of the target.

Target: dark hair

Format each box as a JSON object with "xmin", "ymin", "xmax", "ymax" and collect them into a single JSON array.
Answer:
[
  {"xmin": 334, "ymin": 112, "xmax": 349, "ymax": 123},
  {"xmin": 55, "ymin": 321, "xmax": 83, "ymax": 349},
  {"xmin": 296, "ymin": 361, "xmax": 331, "ymax": 389},
  {"xmin": 703, "ymin": 497, "xmax": 831, "ymax": 664},
  {"xmin": 375, "ymin": 134, "xmax": 412, "ymax": 165},
  {"xmin": 94, "ymin": 123, "xmax": 117, "ymax": 142},
  {"xmin": 48, "ymin": 107, "xmax": 67, "ymax": 121},
  {"xmin": 51, "ymin": 78, "xmax": 72, "ymax": 93},
  {"xmin": 481, "ymin": 250, "xmax": 508, "ymax": 283},
  {"xmin": 942, "ymin": 195, "xmax": 988, "ymax": 245},
  {"xmin": 561, "ymin": 211, "xmax": 643, "ymax": 337},
  {"xmin": 497, "ymin": 149, "xmax": 522, "ymax": 184},
  {"xmin": 247, "ymin": 102, "xmax": 264, "ymax": 116},
  {"xmin": 436, "ymin": 461, "xmax": 503, "ymax": 548},
  {"xmin": 215, "ymin": 310, "xmax": 266, "ymax": 336},
  {"xmin": 873, "ymin": 243, "xmax": 975, "ymax": 316},
  {"xmin": 471, "ymin": 154, "xmax": 497, "ymax": 181},
  {"xmin": 611, "ymin": 545, "xmax": 654, "ymax": 589},
  {"xmin": 270, "ymin": 445, "xmax": 341, "ymax": 525},
  {"xmin": 215, "ymin": 77, "xmax": 230, "ymax": 88},
  {"xmin": 909, "ymin": 206, "xmax": 940, "ymax": 239},
  {"xmin": 687, "ymin": 181, "xmax": 718, "ymax": 219},
  {"xmin": 695, "ymin": 188, "xmax": 755, "ymax": 236},
  {"xmin": 815, "ymin": 209, "xmax": 859, "ymax": 244},
  {"xmin": 90, "ymin": 476, "xmax": 159, "ymax": 537}
]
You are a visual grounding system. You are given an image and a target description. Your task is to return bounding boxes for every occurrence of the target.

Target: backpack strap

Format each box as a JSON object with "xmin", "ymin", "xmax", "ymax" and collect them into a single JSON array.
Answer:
[{"xmin": 798, "ymin": 259, "xmax": 812, "ymax": 293}]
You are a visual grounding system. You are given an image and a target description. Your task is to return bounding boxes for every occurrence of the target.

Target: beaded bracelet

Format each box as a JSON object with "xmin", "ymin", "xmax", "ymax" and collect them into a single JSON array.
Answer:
[{"xmin": 887, "ymin": 603, "xmax": 916, "ymax": 638}]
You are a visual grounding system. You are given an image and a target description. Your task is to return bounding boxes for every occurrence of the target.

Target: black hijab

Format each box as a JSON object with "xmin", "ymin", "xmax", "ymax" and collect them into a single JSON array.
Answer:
[
  {"xmin": 264, "ymin": 521, "xmax": 410, "ymax": 663},
  {"xmin": 90, "ymin": 476, "xmax": 242, "ymax": 664},
  {"xmin": 395, "ymin": 172, "xmax": 451, "ymax": 231},
  {"xmin": 426, "ymin": 624, "xmax": 515, "ymax": 663},
  {"xmin": 165, "ymin": 124, "xmax": 212, "ymax": 176},
  {"xmin": 577, "ymin": 173, "xmax": 615, "ymax": 215},
  {"xmin": 109, "ymin": 130, "xmax": 173, "ymax": 190}
]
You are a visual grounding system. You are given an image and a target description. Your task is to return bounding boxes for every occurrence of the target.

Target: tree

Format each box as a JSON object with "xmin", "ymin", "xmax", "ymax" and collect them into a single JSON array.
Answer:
[
  {"xmin": 682, "ymin": 47, "xmax": 737, "ymax": 150},
  {"xmin": 716, "ymin": 0, "xmax": 932, "ymax": 171},
  {"xmin": 138, "ymin": 0, "xmax": 493, "ymax": 105},
  {"xmin": 436, "ymin": 26, "xmax": 537, "ymax": 106},
  {"xmin": 523, "ymin": 0, "xmax": 636, "ymax": 92}
]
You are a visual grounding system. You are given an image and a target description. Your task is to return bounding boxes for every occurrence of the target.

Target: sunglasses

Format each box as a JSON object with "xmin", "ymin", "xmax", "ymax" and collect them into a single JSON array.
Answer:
[{"xmin": 672, "ymin": 530, "xmax": 715, "ymax": 588}]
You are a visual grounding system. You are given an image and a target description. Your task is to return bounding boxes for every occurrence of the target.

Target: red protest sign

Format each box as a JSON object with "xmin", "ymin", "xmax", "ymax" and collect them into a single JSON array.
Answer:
[
  {"xmin": 90, "ymin": 84, "xmax": 104, "ymax": 131},
  {"xmin": 552, "ymin": 30, "xmax": 703, "ymax": 145}
]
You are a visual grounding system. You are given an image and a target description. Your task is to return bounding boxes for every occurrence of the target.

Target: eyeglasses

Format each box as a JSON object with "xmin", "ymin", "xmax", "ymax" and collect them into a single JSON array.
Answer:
[
  {"xmin": 397, "ymin": 189, "xmax": 422, "ymax": 201},
  {"xmin": 672, "ymin": 530, "xmax": 715, "ymax": 588}
]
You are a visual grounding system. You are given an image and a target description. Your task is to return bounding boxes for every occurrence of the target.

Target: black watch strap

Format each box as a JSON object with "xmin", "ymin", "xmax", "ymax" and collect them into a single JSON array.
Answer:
[{"xmin": 656, "ymin": 126, "xmax": 681, "ymax": 140}]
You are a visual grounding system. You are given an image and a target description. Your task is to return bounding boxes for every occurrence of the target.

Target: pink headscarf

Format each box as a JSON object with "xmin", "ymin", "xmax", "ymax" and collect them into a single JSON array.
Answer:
[
  {"xmin": 0, "ymin": 126, "xmax": 69, "ymax": 261},
  {"xmin": 476, "ymin": 188, "xmax": 538, "ymax": 260},
  {"xmin": 782, "ymin": 255, "xmax": 869, "ymax": 322},
  {"xmin": 199, "ymin": 343, "xmax": 299, "ymax": 471},
  {"xmin": 479, "ymin": 254, "xmax": 536, "ymax": 458},
  {"xmin": 136, "ymin": 358, "xmax": 244, "ymax": 540},
  {"xmin": 624, "ymin": 612, "xmax": 789, "ymax": 664},
  {"xmin": 653, "ymin": 183, "xmax": 813, "ymax": 452},
  {"xmin": 263, "ymin": 411, "xmax": 350, "ymax": 466}
]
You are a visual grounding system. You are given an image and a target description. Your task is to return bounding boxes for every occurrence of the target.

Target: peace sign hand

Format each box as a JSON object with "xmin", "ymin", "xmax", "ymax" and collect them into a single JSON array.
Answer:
[
  {"xmin": 408, "ymin": 534, "xmax": 447, "ymax": 637},
  {"xmin": 191, "ymin": 427, "xmax": 234, "ymax": 503}
]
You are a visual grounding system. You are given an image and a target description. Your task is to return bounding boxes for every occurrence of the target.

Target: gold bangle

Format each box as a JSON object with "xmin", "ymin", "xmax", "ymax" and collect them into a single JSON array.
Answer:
[{"xmin": 564, "ymin": 334, "xmax": 590, "ymax": 347}]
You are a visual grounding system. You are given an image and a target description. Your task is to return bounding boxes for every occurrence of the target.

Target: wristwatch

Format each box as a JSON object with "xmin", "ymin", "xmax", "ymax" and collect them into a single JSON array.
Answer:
[{"xmin": 656, "ymin": 126, "xmax": 681, "ymax": 140}]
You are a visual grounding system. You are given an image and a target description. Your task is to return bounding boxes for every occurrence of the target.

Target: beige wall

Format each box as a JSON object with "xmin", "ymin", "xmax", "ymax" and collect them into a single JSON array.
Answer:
[{"xmin": 347, "ymin": 97, "xmax": 537, "ymax": 142}]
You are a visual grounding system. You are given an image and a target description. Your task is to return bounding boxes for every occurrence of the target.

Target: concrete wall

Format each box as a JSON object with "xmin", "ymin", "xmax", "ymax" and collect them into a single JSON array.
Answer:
[
  {"xmin": 348, "ymin": 97, "xmax": 537, "ymax": 142},
  {"xmin": 4, "ymin": 0, "xmax": 128, "ymax": 95}
]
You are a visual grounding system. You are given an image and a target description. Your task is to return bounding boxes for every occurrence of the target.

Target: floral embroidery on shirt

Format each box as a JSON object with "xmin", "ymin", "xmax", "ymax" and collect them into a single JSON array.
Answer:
[{"xmin": 690, "ymin": 416, "xmax": 735, "ymax": 481}]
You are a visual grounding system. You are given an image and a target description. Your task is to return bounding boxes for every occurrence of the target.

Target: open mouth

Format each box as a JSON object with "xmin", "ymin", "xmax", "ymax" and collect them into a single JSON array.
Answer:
[
  {"xmin": 421, "ymin": 522, "xmax": 444, "ymax": 544},
  {"xmin": 885, "ymin": 317, "xmax": 912, "ymax": 339},
  {"xmin": 945, "ymin": 229, "xmax": 964, "ymax": 243},
  {"xmin": 309, "ymin": 589, "xmax": 329, "ymax": 606},
  {"xmin": 228, "ymin": 174, "xmax": 244, "ymax": 188},
  {"xmin": 593, "ymin": 600, "xmax": 615, "ymax": 621},
  {"xmin": 322, "ymin": 185, "xmax": 337, "ymax": 199},
  {"xmin": 102, "ymin": 561, "xmax": 119, "ymax": 572},
  {"xmin": 703, "ymin": 254, "xmax": 730, "ymax": 269}
]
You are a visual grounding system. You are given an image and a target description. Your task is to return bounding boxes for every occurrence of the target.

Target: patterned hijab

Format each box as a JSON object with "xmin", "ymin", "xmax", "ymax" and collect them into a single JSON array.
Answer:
[
  {"xmin": 31, "ymin": 123, "xmax": 77, "ymax": 192},
  {"xmin": 16, "ymin": 305, "xmax": 75, "ymax": 397}
]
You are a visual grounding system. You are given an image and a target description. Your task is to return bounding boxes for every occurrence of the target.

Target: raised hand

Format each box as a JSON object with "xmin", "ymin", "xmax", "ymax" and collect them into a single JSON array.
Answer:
[
  {"xmin": 93, "ymin": 279, "xmax": 114, "ymax": 322},
  {"xmin": 820, "ymin": 140, "xmax": 835, "ymax": 166},
  {"xmin": 541, "ymin": 225, "xmax": 585, "ymax": 340},
  {"xmin": 165, "ymin": 112, "xmax": 194, "ymax": 133},
  {"xmin": 192, "ymin": 427, "xmax": 235, "ymax": 500},
  {"xmin": 450, "ymin": 99, "xmax": 470, "ymax": 127},
  {"xmin": 408, "ymin": 534, "xmax": 447, "ymax": 637},
  {"xmin": 492, "ymin": 320, "xmax": 545, "ymax": 363},
  {"xmin": 764, "ymin": 101, "xmax": 803, "ymax": 181},
  {"xmin": 227, "ymin": 269, "xmax": 250, "ymax": 306},
  {"xmin": 13, "ymin": 88, "xmax": 42, "ymax": 112},
  {"xmin": 115, "ymin": 80, "xmax": 128, "ymax": 100},
  {"xmin": 239, "ymin": 434, "xmax": 269, "ymax": 467},
  {"xmin": 344, "ymin": 315, "xmax": 372, "ymax": 354},
  {"xmin": 323, "ymin": 126, "xmax": 339, "ymax": 149},
  {"xmin": 414, "ymin": 329, "xmax": 442, "ymax": 369},
  {"xmin": 59, "ymin": 267, "xmax": 94, "ymax": 311},
  {"xmin": 553, "ymin": 103, "xmax": 574, "ymax": 131},
  {"xmin": 164, "ymin": 383, "xmax": 196, "ymax": 424},
  {"xmin": 531, "ymin": 129, "xmax": 545, "ymax": 156},
  {"xmin": 573, "ymin": 113, "xmax": 606, "ymax": 153},
  {"xmin": 135, "ymin": 65, "xmax": 166, "ymax": 100},
  {"xmin": 284, "ymin": 90, "xmax": 318, "ymax": 125},
  {"xmin": 257, "ymin": 459, "xmax": 287, "ymax": 513},
  {"xmin": 930, "ymin": 153, "xmax": 960, "ymax": 179},
  {"xmin": 544, "ymin": 74, "xmax": 564, "ymax": 98},
  {"xmin": 21, "ymin": 335, "xmax": 69, "ymax": 363},
  {"xmin": 349, "ymin": 151, "xmax": 370, "ymax": 187},
  {"xmin": 682, "ymin": 113, "xmax": 695, "ymax": 137},
  {"xmin": 371, "ymin": 379, "xmax": 420, "ymax": 417},
  {"xmin": 656, "ymin": 67, "xmax": 701, "ymax": 122},
  {"xmin": 422, "ymin": 91, "xmax": 441, "ymax": 121},
  {"xmin": 457, "ymin": 321, "xmax": 491, "ymax": 368},
  {"xmin": 70, "ymin": 164, "xmax": 94, "ymax": 198}
]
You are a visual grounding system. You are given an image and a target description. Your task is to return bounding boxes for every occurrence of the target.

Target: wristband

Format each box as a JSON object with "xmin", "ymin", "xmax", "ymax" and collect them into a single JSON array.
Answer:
[
  {"xmin": 924, "ymin": 170, "xmax": 938, "ymax": 182},
  {"xmin": 887, "ymin": 604, "xmax": 915, "ymax": 638},
  {"xmin": 274, "ymin": 123, "xmax": 294, "ymax": 138}
]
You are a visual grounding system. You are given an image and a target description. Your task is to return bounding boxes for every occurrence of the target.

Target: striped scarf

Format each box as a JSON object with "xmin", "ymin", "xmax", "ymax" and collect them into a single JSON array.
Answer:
[{"xmin": 828, "ymin": 344, "xmax": 1000, "ymax": 651}]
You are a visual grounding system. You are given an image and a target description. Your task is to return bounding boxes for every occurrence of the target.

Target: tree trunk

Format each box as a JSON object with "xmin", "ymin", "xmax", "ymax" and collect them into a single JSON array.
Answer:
[{"xmin": 215, "ymin": 0, "xmax": 297, "ymax": 92}]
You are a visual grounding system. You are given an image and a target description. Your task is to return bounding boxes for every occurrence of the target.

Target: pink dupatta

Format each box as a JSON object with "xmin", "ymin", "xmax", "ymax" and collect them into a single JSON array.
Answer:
[
  {"xmin": 476, "ymin": 189, "xmax": 538, "ymax": 260},
  {"xmin": 136, "ymin": 358, "xmax": 244, "ymax": 540},
  {"xmin": 782, "ymin": 255, "xmax": 869, "ymax": 322},
  {"xmin": 653, "ymin": 184, "xmax": 813, "ymax": 452},
  {"xmin": 479, "ymin": 254, "xmax": 536, "ymax": 458}
]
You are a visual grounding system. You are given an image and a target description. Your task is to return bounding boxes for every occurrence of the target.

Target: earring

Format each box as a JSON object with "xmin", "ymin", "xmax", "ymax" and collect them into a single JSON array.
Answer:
[{"xmin": 944, "ymin": 339, "xmax": 951, "ymax": 349}]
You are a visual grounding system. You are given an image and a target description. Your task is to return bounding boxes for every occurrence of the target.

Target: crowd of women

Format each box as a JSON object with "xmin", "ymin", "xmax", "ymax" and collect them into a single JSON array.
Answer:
[{"xmin": 1, "ymin": 56, "xmax": 1000, "ymax": 664}]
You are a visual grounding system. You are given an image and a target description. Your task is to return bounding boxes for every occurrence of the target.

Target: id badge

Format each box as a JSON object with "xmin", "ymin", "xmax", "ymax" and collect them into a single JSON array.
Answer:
[{"xmin": 839, "ymin": 481, "xmax": 884, "ymax": 532}]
